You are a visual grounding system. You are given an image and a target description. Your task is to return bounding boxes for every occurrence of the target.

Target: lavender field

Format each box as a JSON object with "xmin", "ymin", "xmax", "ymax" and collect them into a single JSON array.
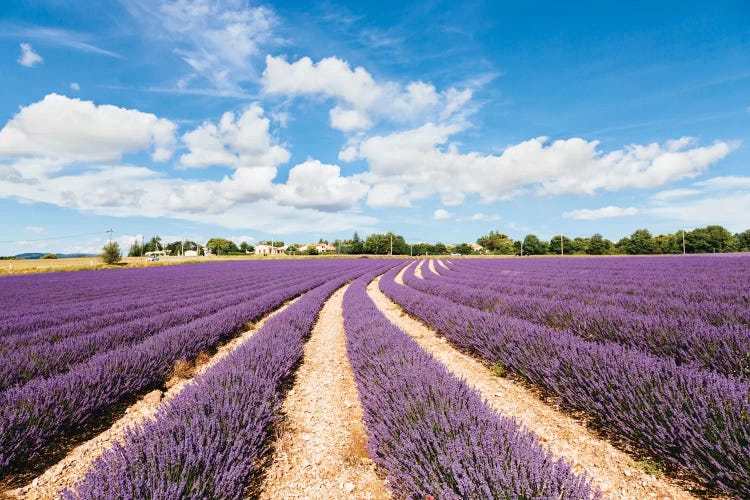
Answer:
[{"xmin": 1, "ymin": 256, "xmax": 748, "ymax": 499}]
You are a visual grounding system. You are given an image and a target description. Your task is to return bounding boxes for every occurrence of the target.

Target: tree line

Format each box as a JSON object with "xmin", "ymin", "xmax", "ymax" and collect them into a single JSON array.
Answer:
[
  {"xmin": 121, "ymin": 225, "xmax": 750, "ymax": 260},
  {"xmin": 479, "ymin": 225, "xmax": 750, "ymax": 255}
]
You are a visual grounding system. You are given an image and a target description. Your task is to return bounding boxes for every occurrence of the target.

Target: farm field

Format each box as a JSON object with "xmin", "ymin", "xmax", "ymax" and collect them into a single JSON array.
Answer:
[{"xmin": 0, "ymin": 256, "xmax": 748, "ymax": 499}]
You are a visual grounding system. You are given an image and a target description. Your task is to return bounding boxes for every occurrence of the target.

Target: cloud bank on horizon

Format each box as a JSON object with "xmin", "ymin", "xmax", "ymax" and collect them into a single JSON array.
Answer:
[{"xmin": 0, "ymin": 0, "xmax": 748, "ymax": 254}]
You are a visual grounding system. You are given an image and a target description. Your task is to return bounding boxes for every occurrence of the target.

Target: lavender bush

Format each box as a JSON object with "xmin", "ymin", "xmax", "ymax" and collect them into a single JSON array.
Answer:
[
  {"xmin": 345, "ymin": 271, "xmax": 598, "ymax": 499},
  {"xmin": 382, "ymin": 261, "xmax": 750, "ymax": 497},
  {"xmin": 64, "ymin": 260, "xmax": 393, "ymax": 499}
]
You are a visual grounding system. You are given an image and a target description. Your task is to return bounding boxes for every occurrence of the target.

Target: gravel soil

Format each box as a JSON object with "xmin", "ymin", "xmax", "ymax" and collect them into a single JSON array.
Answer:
[
  {"xmin": 259, "ymin": 284, "xmax": 389, "ymax": 500},
  {"xmin": 413, "ymin": 260, "xmax": 425, "ymax": 279},
  {"xmin": 367, "ymin": 275, "xmax": 698, "ymax": 500},
  {"xmin": 4, "ymin": 298, "xmax": 298, "ymax": 500}
]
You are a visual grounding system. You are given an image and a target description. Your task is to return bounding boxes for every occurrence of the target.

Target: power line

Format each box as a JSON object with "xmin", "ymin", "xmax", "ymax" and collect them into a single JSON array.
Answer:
[{"xmin": 0, "ymin": 231, "xmax": 111, "ymax": 244}]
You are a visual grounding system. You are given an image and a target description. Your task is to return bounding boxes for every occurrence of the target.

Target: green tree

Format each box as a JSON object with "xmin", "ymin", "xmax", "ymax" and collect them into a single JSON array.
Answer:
[
  {"xmin": 626, "ymin": 229, "xmax": 654, "ymax": 255},
  {"xmin": 588, "ymin": 233, "xmax": 613, "ymax": 255},
  {"xmin": 128, "ymin": 241, "xmax": 144, "ymax": 257},
  {"xmin": 206, "ymin": 238, "xmax": 240, "ymax": 255},
  {"xmin": 363, "ymin": 232, "xmax": 408, "ymax": 255},
  {"xmin": 477, "ymin": 230, "xmax": 515, "ymax": 254},
  {"xmin": 41, "ymin": 253, "xmax": 57, "ymax": 259},
  {"xmin": 549, "ymin": 235, "xmax": 573, "ymax": 255},
  {"xmin": 453, "ymin": 243, "xmax": 473, "ymax": 255},
  {"xmin": 305, "ymin": 246, "xmax": 319, "ymax": 255},
  {"xmin": 735, "ymin": 230, "xmax": 750, "ymax": 252},
  {"xmin": 686, "ymin": 225, "xmax": 736, "ymax": 253},
  {"xmin": 351, "ymin": 232, "xmax": 364, "ymax": 254},
  {"xmin": 652, "ymin": 234, "xmax": 681, "ymax": 254},
  {"xmin": 570, "ymin": 237, "xmax": 591, "ymax": 254},
  {"xmin": 522, "ymin": 234, "xmax": 549, "ymax": 255},
  {"xmin": 433, "ymin": 242, "xmax": 448, "ymax": 255},
  {"xmin": 239, "ymin": 241, "xmax": 253, "ymax": 253},
  {"xmin": 101, "ymin": 241, "xmax": 122, "ymax": 264},
  {"xmin": 143, "ymin": 236, "xmax": 162, "ymax": 253}
]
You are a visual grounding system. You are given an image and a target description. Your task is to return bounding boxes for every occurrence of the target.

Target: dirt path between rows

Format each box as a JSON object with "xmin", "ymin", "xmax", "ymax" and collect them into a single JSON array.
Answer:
[
  {"xmin": 259, "ymin": 285, "xmax": 388, "ymax": 500},
  {"xmin": 6, "ymin": 298, "xmax": 299, "ymax": 500},
  {"xmin": 413, "ymin": 260, "xmax": 424, "ymax": 279},
  {"xmin": 427, "ymin": 258, "xmax": 438, "ymax": 275},
  {"xmin": 394, "ymin": 261, "xmax": 410, "ymax": 285},
  {"xmin": 366, "ymin": 275, "xmax": 697, "ymax": 500},
  {"xmin": 435, "ymin": 259, "xmax": 449, "ymax": 271}
]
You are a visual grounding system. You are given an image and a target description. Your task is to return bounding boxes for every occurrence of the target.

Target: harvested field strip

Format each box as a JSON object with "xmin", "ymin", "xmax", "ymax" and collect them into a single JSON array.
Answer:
[
  {"xmin": 4, "ymin": 297, "xmax": 298, "ymax": 500},
  {"xmin": 367, "ymin": 275, "xmax": 697, "ymax": 500},
  {"xmin": 259, "ymin": 285, "xmax": 388, "ymax": 500},
  {"xmin": 435, "ymin": 259, "xmax": 450, "ymax": 270}
]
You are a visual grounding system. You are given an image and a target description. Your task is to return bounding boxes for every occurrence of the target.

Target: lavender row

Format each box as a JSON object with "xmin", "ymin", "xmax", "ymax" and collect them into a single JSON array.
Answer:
[
  {"xmin": 0, "ymin": 263, "xmax": 351, "ymax": 472},
  {"xmin": 343, "ymin": 272, "xmax": 597, "ymax": 499},
  {"xmin": 0, "ymin": 268, "xmax": 268, "ymax": 350},
  {"xmin": 64, "ymin": 261, "xmax": 392, "ymax": 499},
  {"xmin": 382, "ymin": 266, "xmax": 750, "ymax": 497},
  {"xmin": 450, "ymin": 257, "xmax": 750, "ymax": 309},
  {"xmin": 442, "ymin": 259, "xmax": 750, "ymax": 327},
  {"xmin": 0, "ymin": 262, "xmax": 304, "ymax": 337},
  {"xmin": 410, "ymin": 264, "xmax": 750, "ymax": 378},
  {"xmin": 0, "ymin": 269, "xmax": 336, "ymax": 392}
]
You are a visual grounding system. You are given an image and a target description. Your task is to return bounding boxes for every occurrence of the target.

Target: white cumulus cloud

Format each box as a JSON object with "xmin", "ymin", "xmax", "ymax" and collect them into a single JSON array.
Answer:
[
  {"xmin": 275, "ymin": 159, "xmax": 369, "ymax": 211},
  {"xmin": 433, "ymin": 208, "xmax": 452, "ymax": 220},
  {"xmin": 262, "ymin": 55, "xmax": 471, "ymax": 131},
  {"xmin": 0, "ymin": 93, "xmax": 176, "ymax": 162},
  {"xmin": 348, "ymin": 122, "xmax": 737, "ymax": 207}
]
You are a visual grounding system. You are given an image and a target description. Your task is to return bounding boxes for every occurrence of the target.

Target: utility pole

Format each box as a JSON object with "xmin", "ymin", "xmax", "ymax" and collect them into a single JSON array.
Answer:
[
  {"xmin": 410, "ymin": 243, "xmax": 413, "ymax": 257},
  {"xmin": 560, "ymin": 234, "xmax": 564, "ymax": 256},
  {"xmin": 520, "ymin": 240, "xmax": 523, "ymax": 257},
  {"xmin": 106, "ymin": 228, "xmax": 114, "ymax": 244},
  {"xmin": 682, "ymin": 230, "xmax": 686, "ymax": 255},
  {"xmin": 389, "ymin": 234, "xmax": 393, "ymax": 256}
]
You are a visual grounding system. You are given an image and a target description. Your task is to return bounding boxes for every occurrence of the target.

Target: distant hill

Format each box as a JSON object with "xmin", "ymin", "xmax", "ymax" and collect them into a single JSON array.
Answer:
[{"xmin": 14, "ymin": 253, "xmax": 96, "ymax": 259}]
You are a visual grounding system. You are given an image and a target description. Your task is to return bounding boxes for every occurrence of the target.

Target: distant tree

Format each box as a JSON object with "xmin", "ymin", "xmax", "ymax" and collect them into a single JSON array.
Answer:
[
  {"xmin": 652, "ymin": 234, "xmax": 681, "ymax": 254},
  {"xmin": 570, "ymin": 237, "xmax": 591, "ymax": 254},
  {"xmin": 626, "ymin": 229, "xmax": 654, "ymax": 255},
  {"xmin": 206, "ymin": 238, "xmax": 240, "ymax": 255},
  {"xmin": 735, "ymin": 230, "xmax": 750, "ymax": 252},
  {"xmin": 101, "ymin": 242, "xmax": 122, "ymax": 264},
  {"xmin": 128, "ymin": 241, "xmax": 144, "ymax": 257},
  {"xmin": 588, "ymin": 233, "xmax": 613, "ymax": 255},
  {"xmin": 686, "ymin": 225, "xmax": 736, "ymax": 253},
  {"xmin": 477, "ymin": 230, "xmax": 515, "ymax": 254},
  {"xmin": 549, "ymin": 235, "xmax": 573, "ymax": 255},
  {"xmin": 453, "ymin": 243, "xmax": 473, "ymax": 255},
  {"xmin": 351, "ymin": 232, "xmax": 364, "ymax": 254},
  {"xmin": 363, "ymin": 232, "xmax": 408, "ymax": 255},
  {"xmin": 41, "ymin": 253, "xmax": 57, "ymax": 259},
  {"xmin": 239, "ymin": 241, "xmax": 253, "ymax": 253},
  {"xmin": 143, "ymin": 236, "xmax": 162, "ymax": 253},
  {"xmin": 305, "ymin": 246, "xmax": 319, "ymax": 255},
  {"xmin": 522, "ymin": 234, "xmax": 548, "ymax": 255},
  {"xmin": 318, "ymin": 238, "xmax": 329, "ymax": 244},
  {"xmin": 433, "ymin": 242, "xmax": 448, "ymax": 255}
]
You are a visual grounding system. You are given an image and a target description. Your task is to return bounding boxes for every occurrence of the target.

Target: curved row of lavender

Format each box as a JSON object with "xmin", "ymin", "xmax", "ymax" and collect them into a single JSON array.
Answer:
[
  {"xmin": 0, "ymin": 260, "xmax": 362, "ymax": 473},
  {"xmin": 415, "ymin": 259, "xmax": 750, "ymax": 378},
  {"xmin": 64, "ymin": 260, "xmax": 394, "ymax": 499},
  {"xmin": 0, "ymin": 271, "xmax": 315, "ymax": 391},
  {"xmin": 343, "ymin": 271, "xmax": 598, "ymax": 499},
  {"xmin": 382, "ymin": 261, "xmax": 750, "ymax": 497}
]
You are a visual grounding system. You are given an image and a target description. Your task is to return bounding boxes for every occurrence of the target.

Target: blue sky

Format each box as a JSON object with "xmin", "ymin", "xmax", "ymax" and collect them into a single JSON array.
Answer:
[{"xmin": 0, "ymin": 0, "xmax": 748, "ymax": 254}]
